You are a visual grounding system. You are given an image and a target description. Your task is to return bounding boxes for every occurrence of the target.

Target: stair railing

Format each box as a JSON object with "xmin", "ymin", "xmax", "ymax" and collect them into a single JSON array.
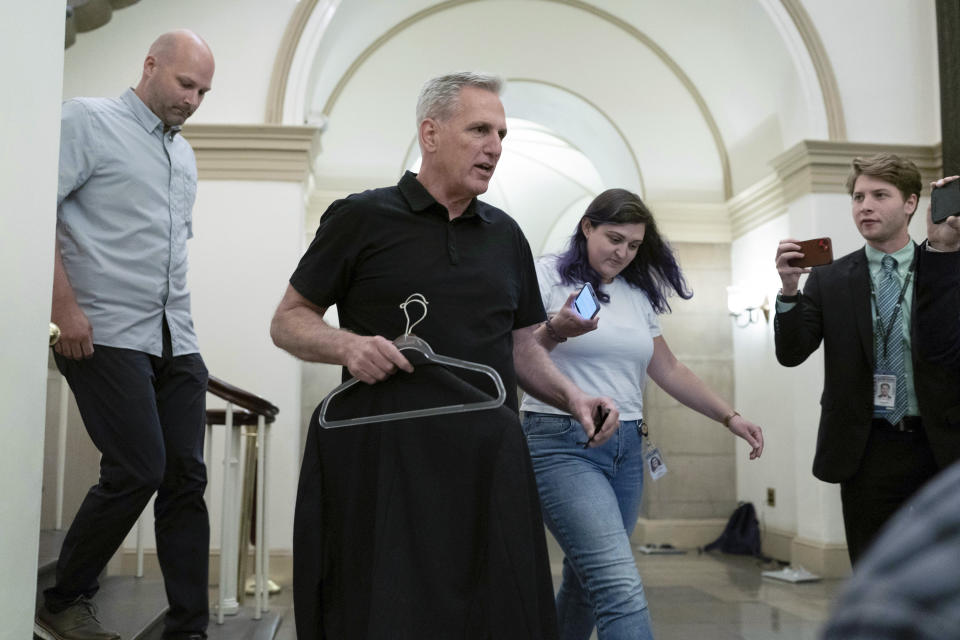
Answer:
[
  {"xmin": 48, "ymin": 324, "xmax": 279, "ymax": 624},
  {"xmin": 206, "ymin": 375, "xmax": 279, "ymax": 623}
]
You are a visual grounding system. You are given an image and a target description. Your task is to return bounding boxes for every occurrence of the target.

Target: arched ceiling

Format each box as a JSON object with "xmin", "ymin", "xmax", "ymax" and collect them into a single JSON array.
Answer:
[{"xmin": 285, "ymin": 0, "xmax": 836, "ymax": 243}]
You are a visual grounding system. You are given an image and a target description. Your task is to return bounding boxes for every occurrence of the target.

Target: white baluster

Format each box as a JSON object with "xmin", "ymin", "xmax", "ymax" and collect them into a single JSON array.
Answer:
[
  {"xmin": 135, "ymin": 512, "xmax": 144, "ymax": 577},
  {"xmin": 216, "ymin": 403, "xmax": 241, "ymax": 622},
  {"xmin": 56, "ymin": 376, "xmax": 69, "ymax": 530}
]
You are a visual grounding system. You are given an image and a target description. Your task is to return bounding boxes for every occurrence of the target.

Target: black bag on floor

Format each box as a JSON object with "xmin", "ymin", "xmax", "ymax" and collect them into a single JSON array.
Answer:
[{"xmin": 704, "ymin": 502, "xmax": 761, "ymax": 556}]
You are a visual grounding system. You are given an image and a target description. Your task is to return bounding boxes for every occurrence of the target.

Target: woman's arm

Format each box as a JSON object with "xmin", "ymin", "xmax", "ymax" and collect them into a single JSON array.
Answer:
[
  {"xmin": 646, "ymin": 335, "xmax": 763, "ymax": 459},
  {"xmin": 532, "ymin": 291, "xmax": 599, "ymax": 351}
]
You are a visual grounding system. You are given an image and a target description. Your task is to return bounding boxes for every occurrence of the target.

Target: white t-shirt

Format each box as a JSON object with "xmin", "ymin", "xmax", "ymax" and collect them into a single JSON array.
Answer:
[{"xmin": 520, "ymin": 255, "xmax": 661, "ymax": 420}]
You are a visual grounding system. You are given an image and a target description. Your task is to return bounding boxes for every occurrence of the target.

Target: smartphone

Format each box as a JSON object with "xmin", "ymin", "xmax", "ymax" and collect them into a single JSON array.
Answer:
[
  {"xmin": 787, "ymin": 237, "xmax": 833, "ymax": 268},
  {"xmin": 931, "ymin": 180, "xmax": 960, "ymax": 224},
  {"xmin": 573, "ymin": 282, "xmax": 600, "ymax": 319}
]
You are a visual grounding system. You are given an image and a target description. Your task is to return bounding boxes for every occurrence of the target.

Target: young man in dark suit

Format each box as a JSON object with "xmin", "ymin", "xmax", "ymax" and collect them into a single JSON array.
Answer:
[{"xmin": 774, "ymin": 154, "xmax": 960, "ymax": 565}]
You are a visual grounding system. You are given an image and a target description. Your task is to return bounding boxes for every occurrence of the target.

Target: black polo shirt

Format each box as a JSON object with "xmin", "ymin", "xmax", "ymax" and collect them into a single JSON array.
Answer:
[{"xmin": 290, "ymin": 171, "xmax": 546, "ymax": 411}]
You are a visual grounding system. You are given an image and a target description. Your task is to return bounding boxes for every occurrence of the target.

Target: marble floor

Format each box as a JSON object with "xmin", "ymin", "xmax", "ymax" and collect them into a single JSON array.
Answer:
[{"xmin": 264, "ymin": 533, "xmax": 844, "ymax": 640}]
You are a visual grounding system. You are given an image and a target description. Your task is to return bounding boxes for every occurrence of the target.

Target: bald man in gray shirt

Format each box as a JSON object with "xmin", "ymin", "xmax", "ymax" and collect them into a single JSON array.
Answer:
[{"xmin": 38, "ymin": 31, "xmax": 215, "ymax": 640}]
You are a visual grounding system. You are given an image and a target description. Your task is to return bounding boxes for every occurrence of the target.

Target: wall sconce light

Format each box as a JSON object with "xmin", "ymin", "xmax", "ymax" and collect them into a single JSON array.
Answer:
[{"xmin": 726, "ymin": 285, "xmax": 770, "ymax": 327}]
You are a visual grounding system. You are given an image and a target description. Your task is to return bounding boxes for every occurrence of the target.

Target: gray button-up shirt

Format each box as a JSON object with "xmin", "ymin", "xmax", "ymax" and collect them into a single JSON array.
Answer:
[{"xmin": 57, "ymin": 88, "xmax": 200, "ymax": 357}]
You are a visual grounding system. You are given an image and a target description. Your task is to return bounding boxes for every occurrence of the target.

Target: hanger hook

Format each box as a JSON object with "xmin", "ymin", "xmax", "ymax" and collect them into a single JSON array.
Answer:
[{"xmin": 400, "ymin": 293, "xmax": 429, "ymax": 336}]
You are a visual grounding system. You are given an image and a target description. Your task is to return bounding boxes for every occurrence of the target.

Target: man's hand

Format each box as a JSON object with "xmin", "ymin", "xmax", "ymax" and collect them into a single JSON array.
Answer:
[
  {"xmin": 775, "ymin": 238, "xmax": 811, "ymax": 296},
  {"xmin": 927, "ymin": 176, "xmax": 960, "ymax": 252},
  {"xmin": 725, "ymin": 414, "xmax": 764, "ymax": 460},
  {"xmin": 52, "ymin": 297, "xmax": 94, "ymax": 359},
  {"xmin": 342, "ymin": 333, "xmax": 413, "ymax": 385},
  {"xmin": 549, "ymin": 291, "xmax": 599, "ymax": 338},
  {"xmin": 568, "ymin": 392, "xmax": 619, "ymax": 447}
]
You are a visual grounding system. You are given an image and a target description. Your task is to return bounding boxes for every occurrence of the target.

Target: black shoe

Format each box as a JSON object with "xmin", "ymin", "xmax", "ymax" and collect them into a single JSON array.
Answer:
[{"xmin": 34, "ymin": 598, "xmax": 121, "ymax": 640}]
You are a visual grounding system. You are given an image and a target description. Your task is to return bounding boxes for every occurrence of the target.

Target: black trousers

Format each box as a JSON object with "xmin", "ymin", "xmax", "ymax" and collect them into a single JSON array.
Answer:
[
  {"xmin": 839, "ymin": 423, "xmax": 939, "ymax": 565},
  {"xmin": 46, "ymin": 322, "xmax": 210, "ymax": 638}
]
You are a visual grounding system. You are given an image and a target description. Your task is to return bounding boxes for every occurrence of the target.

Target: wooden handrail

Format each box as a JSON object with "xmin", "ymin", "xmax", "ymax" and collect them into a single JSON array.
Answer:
[
  {"xmin": 205, "ymin": 408, "xmax": 275, "ymax": 426},
  {"xmin": 207, "ymin": 375, "xmax": 279, "ymax": 422}
]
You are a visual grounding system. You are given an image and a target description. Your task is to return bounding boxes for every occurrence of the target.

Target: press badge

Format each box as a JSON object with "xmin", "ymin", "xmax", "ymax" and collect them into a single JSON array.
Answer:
[
  {"xmin": 640, "ymin": 420, "xmax": 668, "ymax": 481},
  {"xmin": 873, "ymin": 373, "xmax": 897, "ymax": 412}
]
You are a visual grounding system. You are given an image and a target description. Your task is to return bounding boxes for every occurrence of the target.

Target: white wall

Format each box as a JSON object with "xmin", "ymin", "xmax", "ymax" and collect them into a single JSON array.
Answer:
[
  {"xmin": 117, "ymin": 181, "xmax": 308, "ymax": 555},
  {"xmin": 189, "ymin": 181, "xmax": 306, "ymax": 556},
  {"xmin": 803, "ymin": 0, "xmax": 939, "ymax": 144},
  {"xmin": 62, "ymin": 0, "xmax": 298, "ymax": 123},
  {"xmin": 0, "ymin": 5, "xmax": 65, "ymax": 638}
]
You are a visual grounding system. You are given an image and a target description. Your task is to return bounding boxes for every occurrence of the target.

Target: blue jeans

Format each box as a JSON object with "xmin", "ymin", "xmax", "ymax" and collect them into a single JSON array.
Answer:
[{"xmin": 522, "ymin": 412, "xmax": 654, "ymax": 640}]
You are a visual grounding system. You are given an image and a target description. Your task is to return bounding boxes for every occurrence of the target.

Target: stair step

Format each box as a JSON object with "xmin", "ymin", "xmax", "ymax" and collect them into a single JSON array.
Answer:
[
  {"xmin": 37, "ymin": 529, "xmax": 67, "ymax": 587},
  {"xmin": 37, "ymin": 530, "xmax": 283, "ymax": 640},
  {"xmin": 141, "ymin": 609, "xmax": 283, "ymax": 640},
  {"xmin": 90, "ymin": 575, "xmax": 168, "ymax": 639}
]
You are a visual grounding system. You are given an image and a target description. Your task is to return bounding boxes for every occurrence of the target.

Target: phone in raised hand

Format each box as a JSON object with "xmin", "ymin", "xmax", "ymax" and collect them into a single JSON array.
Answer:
[
  {"xmin": 787, "ymin": 237, "xmax": 833, "ymax": 268},
  {"xmin": 932, "ymin": 179, "xmax": 960, "ymax": 224},
  {"xmin": 573, "ymin": 282, "xmax": 600, "ymax": 319}
]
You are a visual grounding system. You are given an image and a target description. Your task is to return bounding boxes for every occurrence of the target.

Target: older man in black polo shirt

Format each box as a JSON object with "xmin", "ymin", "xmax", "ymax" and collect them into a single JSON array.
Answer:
[
  {"xmin": 271, "ymin": 71, "xmax": 617, "ymax": 639},
  {"xmin": 270, "ymin": 71, "xmax": 617, "ymax": 436}
]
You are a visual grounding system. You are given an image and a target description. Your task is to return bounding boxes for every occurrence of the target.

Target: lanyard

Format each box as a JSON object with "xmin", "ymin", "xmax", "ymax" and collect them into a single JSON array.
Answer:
[{"xmin": 869, "ymin": 255, "xmax": 915, "ymax": 360}]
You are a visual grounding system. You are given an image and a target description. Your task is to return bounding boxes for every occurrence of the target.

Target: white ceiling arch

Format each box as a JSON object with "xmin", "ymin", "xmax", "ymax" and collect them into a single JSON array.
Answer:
[
  {"xmin": 400, "ymin": 79, "xmax": 644, "ymax": 196},
  {"xmin": 272, "ymin": 1, "xmax": 840, "ymax": 147},
  {"xmin": 280, "ymin": 0, "xmax": 842, "ymax": 240},
  {"xmin": 307, "ymin": 0, "xmax": 734, "ymax": 198}
]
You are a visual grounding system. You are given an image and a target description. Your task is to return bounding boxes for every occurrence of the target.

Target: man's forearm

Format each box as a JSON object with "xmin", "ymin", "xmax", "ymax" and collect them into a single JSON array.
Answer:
[
  {"xmin": 52, "ymin": 237, "xmax": 79, "ymax": 312},
  {"xmin": 270, "ymin": 306, "xmax": 354, "ymax": 365},
  {"xmin": 513, "ymin": 326, "xmax": 580, "ymax": 412}
]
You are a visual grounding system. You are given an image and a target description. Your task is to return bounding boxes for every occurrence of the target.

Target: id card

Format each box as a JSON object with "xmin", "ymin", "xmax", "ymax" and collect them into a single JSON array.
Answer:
[
  {"xmin": 644, "ymin": 443, "xmax": 668, "ymax": 481},
  {"xmin": 873, "ymin": 373, "xmax": 897, "ymax": 411}
]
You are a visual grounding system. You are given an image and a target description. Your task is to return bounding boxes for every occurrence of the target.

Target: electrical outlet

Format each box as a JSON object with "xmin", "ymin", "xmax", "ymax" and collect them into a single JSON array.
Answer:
[{"xmin": 766, "ymin": 487, "xmax": 776, "ymax": 507}]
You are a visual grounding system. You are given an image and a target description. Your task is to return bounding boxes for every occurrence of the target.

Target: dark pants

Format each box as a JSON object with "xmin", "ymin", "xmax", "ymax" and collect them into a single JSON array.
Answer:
[
  {"xmin": 46, "ymin": 323, "xmax": 210, "ymax": 638},
  {"xmin": 840, "ymin": 423, "xmax": 939, "ymax": 565}
]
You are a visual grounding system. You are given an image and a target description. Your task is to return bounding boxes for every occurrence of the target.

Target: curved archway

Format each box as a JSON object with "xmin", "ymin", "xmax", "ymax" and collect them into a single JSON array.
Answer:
[
  {"xmin": 267, "ymin": 0, "xmax": 847, "ymax": 197},
  {"xmin": 310, "ymin": 0, "xmax": 733, "ymax": 197}
]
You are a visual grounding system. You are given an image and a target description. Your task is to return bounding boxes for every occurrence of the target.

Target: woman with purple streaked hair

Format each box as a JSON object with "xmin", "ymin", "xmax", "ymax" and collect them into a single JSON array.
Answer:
[{"xmin": 520, "ymin": 188, "xmax": 765, "ymax": 640}]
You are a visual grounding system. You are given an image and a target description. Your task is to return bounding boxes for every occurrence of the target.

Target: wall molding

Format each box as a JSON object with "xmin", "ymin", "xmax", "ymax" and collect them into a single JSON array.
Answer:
[
  {"xmin": 773, "ymin": 140, "xmax": 943, "ymax": 202},
  {"xmin": 729, "ymin": 139, "xmax": 943, "ymax": 239},
  {"xmin": 182, "ymin": 124, "xmax": 321, "ymax": 182},
  {"xmin": 651, "ymin": 202, "xmax": 732, "ymax": 244},
  {"xmin": 632, "ymin": 517, "xmax": 727, "ymax": 549},
  {"xmin": 761, "ymin": 526, "xmax": 794, "ymax": 563},
  {"xmin": 791, "ymin": 536, "xmax": 851, "ymax": 578},
  {"xmin": 728, "ymin": 172, "xmax": 788, "ymax": 239},
  {"xmin": 760, "ymin": 527, "xmax": 851, "ymax": 577}
]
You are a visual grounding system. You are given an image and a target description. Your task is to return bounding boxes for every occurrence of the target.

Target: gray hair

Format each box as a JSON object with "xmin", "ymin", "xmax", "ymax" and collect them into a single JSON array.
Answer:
[{"xmin": 415, "ymin": 72, "xmax": 503, "ymax": 126}]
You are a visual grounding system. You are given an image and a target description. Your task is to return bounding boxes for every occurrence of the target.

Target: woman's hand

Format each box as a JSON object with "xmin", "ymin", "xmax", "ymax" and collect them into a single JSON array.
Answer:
[
  {"xmin": 727, "ymin": 414, "xmax": 764, "ymax": 460},
  {"xmin": 549, "ymin": 291, "xmax": 600, "ymax": 339}
]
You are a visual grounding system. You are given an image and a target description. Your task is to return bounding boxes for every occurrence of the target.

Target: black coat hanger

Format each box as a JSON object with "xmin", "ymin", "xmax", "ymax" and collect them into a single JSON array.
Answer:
[{"xmin": 317, "ymin": 294, "xmax": 506, "ymax": 429}]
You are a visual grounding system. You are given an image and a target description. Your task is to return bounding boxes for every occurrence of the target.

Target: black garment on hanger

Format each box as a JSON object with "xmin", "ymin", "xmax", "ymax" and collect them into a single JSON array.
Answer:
[{"xmin": 293, "ymin": 352, "xmax": 559, "ymax": 640}]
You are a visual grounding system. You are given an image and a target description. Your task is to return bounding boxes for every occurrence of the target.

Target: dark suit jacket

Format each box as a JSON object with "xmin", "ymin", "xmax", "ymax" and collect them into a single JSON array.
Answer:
[
  {"xmin": 293, "ymin": 352, "xmax": 559, "ymax": 640},
  {"xmin": 775, "ymin": 243, "xmax": 960, "ymax": 483},
  {"xmin": 915, "ymin": 248, "xmax": 960, "ymax": 369}
]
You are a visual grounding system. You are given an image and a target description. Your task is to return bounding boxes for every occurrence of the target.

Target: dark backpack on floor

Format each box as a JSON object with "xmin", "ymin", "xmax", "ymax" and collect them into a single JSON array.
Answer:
[{"xmin": 704, "ymin": 502, "xmax": 762, "ymax": 556}]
